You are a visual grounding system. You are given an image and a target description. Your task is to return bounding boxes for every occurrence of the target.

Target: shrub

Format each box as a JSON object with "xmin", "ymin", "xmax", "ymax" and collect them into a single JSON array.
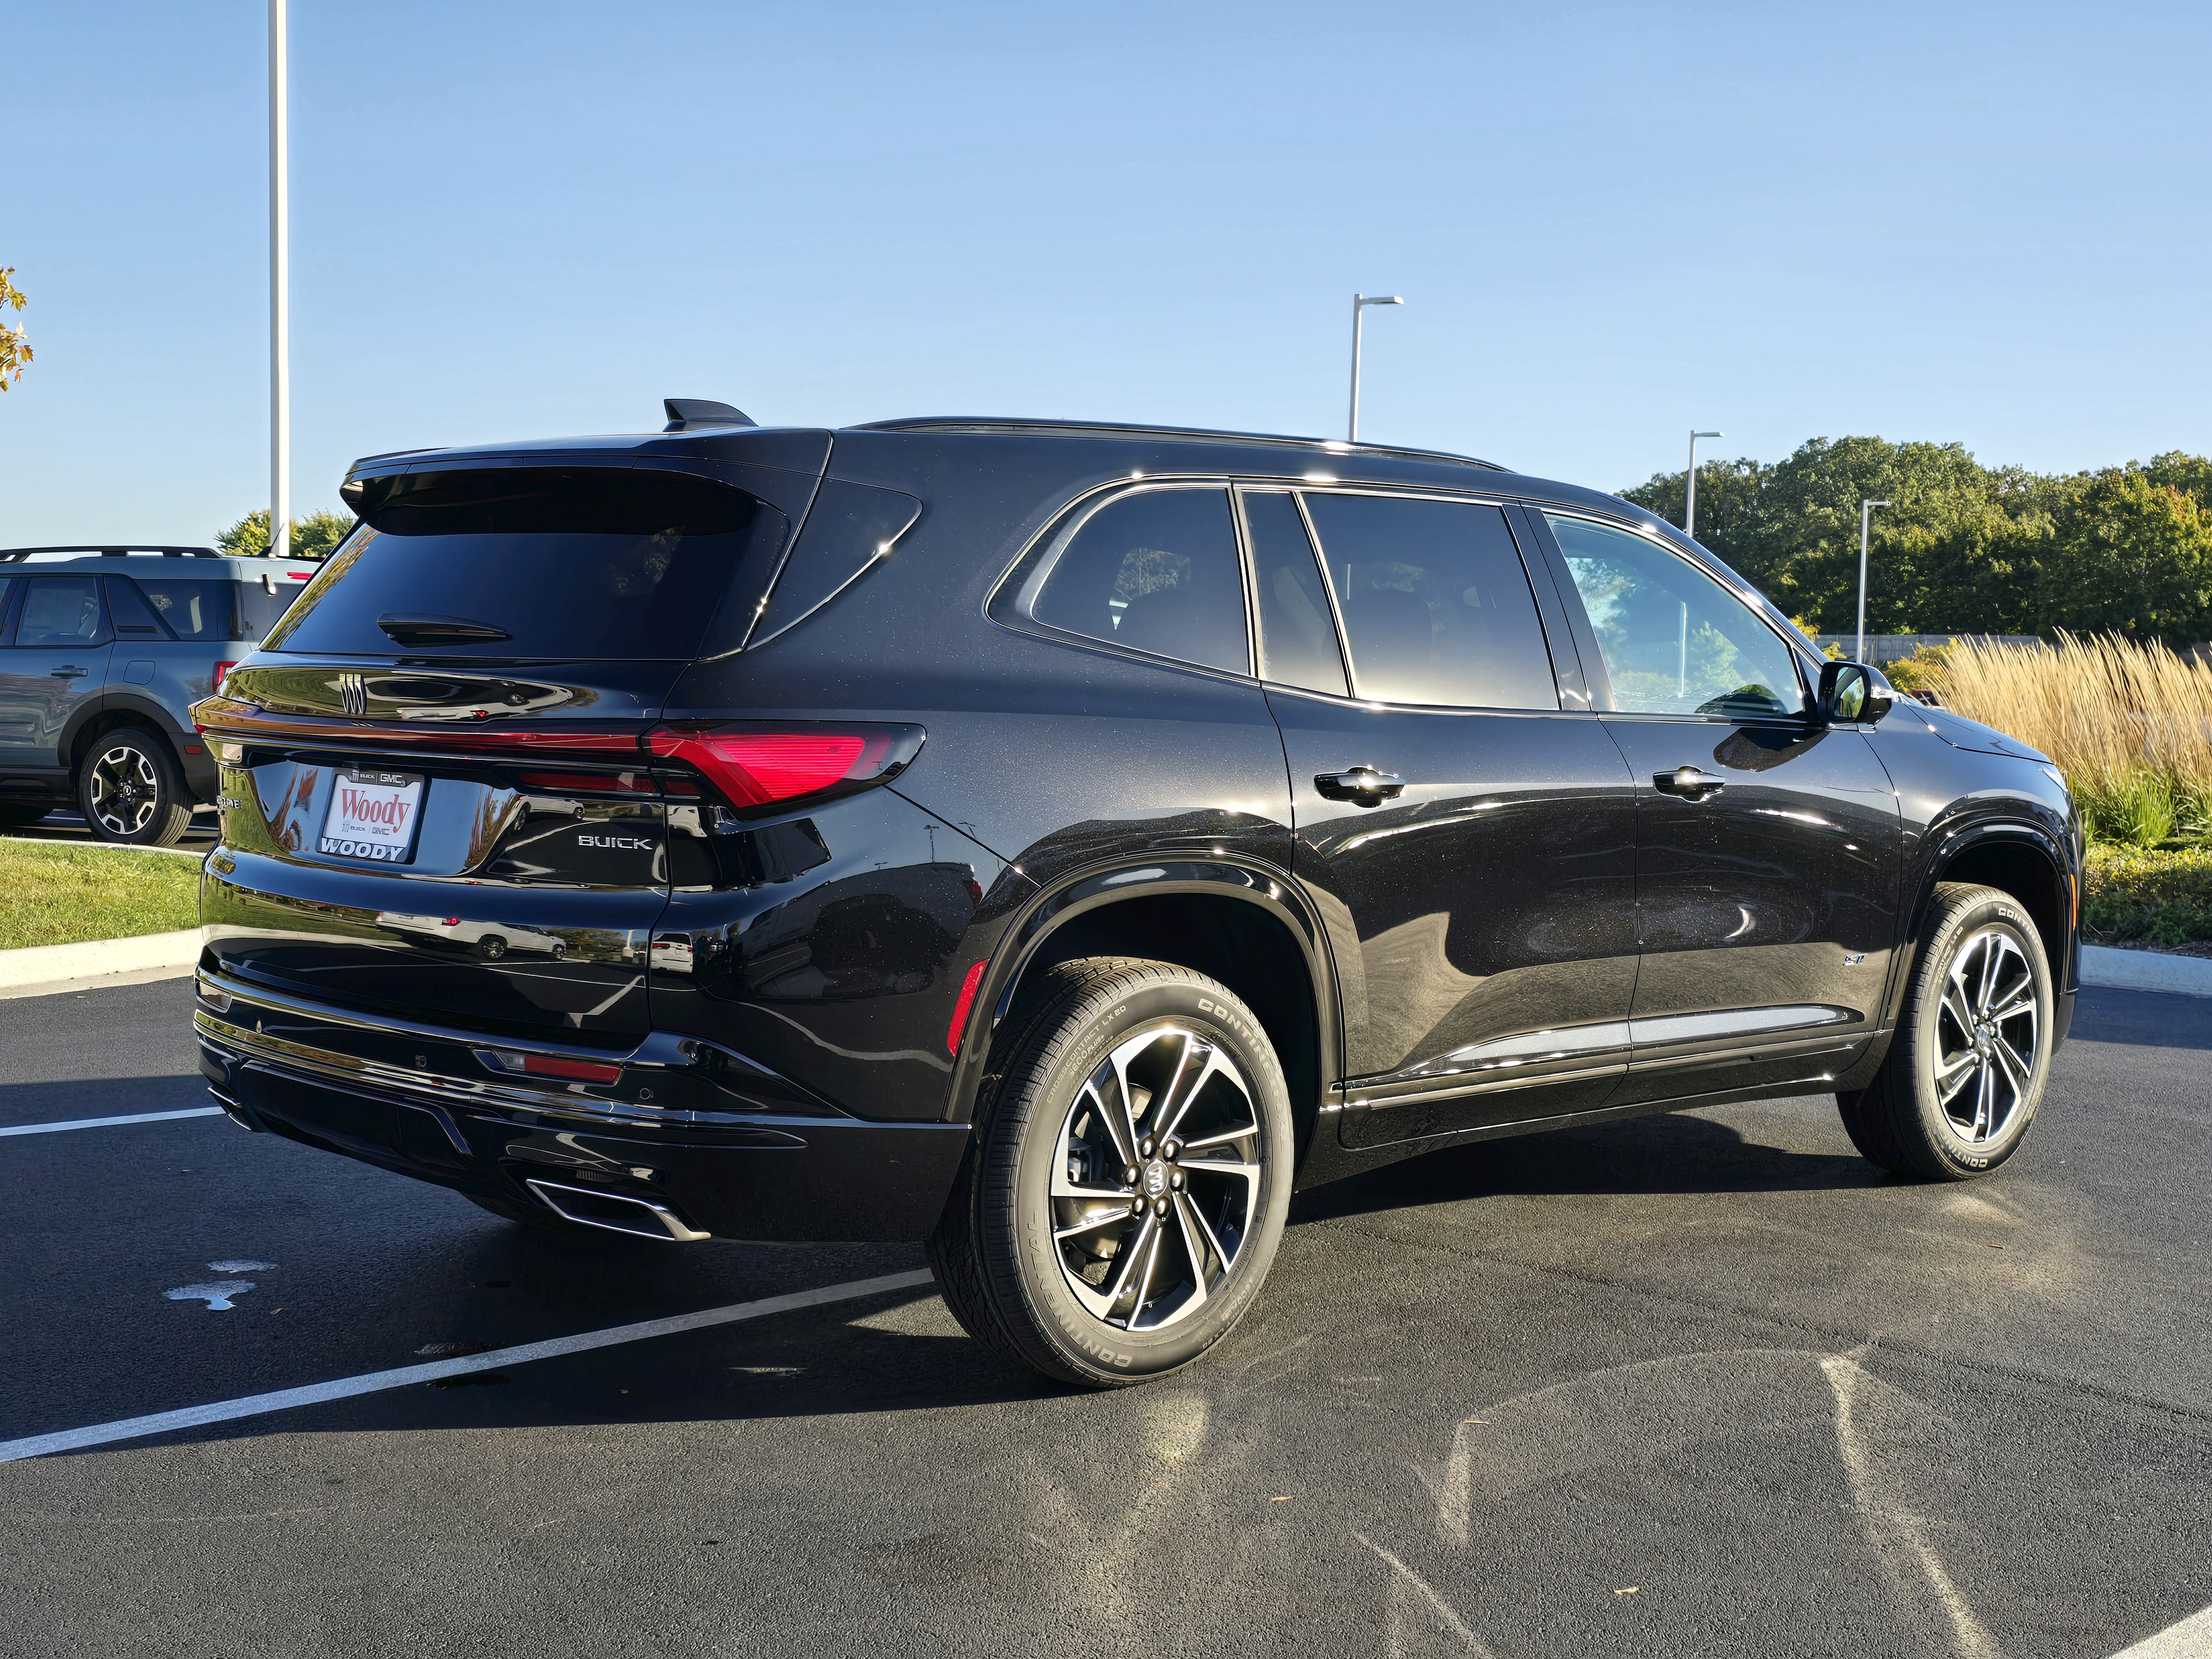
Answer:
[{"xmin": 2083, "ymin": 846, "xmax": 2212, "ymax": 945}]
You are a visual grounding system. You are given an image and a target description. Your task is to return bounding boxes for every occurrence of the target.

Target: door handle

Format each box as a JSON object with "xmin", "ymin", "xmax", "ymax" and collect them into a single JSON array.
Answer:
[
  {"xmin": 1314, "ymin": 767, "xmax": 1406, "ymax": 805},
  {"xmin": 1653, "ymin": 765, "xmax": 1724, "ymax": 798},
  {"xmin": 49, "ymin": 666, "xmax": 90, "ymax": 679}
]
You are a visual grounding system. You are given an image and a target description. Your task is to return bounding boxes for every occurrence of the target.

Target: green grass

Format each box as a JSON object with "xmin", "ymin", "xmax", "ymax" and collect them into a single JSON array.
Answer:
[
  {"xmin": 2083, "ymin": 844, "xmax": 2212, "ymax": 947},
  {"xmin": 0, "ymin": 839, "xmax": 200, "ymax": 950}
]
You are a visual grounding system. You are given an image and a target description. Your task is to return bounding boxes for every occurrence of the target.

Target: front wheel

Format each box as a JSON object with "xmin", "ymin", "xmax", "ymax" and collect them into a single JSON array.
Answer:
[
  {"xmin": 1838, "ymin": 883, "xmax": 2054, "ymax": 1180},
  {"xmin": 929, "ymin": 958, "xmax": 1293, "ymax": 1387},
  {"xmin": 79, "ymin": 728, "xmax": 193, "ymax": 846}
]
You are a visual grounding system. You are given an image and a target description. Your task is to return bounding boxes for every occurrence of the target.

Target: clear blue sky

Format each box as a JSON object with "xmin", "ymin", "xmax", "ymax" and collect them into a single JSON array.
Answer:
[{"xmin": 5, "ymin": 0, "xmax": 2207, "ymax": 545}]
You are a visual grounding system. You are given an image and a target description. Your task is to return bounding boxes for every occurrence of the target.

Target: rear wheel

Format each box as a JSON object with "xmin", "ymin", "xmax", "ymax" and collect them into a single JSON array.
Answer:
[
  {"xmin": 929, "ymin": 957, "xmax": 1293, "ymax": 1387},
  {"xmin": 78, "ymin": 727, "xmax": 192, "ymax": 846},
  {"xmin": 1838, "ymin": 883, "xmax": 2053, "ymax": 1180}
]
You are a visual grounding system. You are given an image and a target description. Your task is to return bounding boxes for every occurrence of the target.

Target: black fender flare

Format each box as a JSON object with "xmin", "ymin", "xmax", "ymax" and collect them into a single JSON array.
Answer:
[{"xmin": 940, "ymin": 853, "xmax": 1343, "ymax": 1138}]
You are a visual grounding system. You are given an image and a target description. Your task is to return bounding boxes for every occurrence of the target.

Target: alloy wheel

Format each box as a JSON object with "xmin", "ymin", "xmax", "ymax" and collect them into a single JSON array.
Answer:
[
  {"xmin": 87, "ymin": 743, "xmax": 161, "ymax": 838},
  {"xmin": 1049, "ymin": 1024, "xmax": 1263, "ymax": 1333},
  {"xmin": 1932, "ymin": 926, "xmax": 2039, "ymax": 1145}
]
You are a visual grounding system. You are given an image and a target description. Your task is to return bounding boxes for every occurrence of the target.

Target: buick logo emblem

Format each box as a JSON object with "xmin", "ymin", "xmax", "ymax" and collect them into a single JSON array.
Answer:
[{"xmin": 336, "ymin": 672, "xmax": 367, "ymax": 717}]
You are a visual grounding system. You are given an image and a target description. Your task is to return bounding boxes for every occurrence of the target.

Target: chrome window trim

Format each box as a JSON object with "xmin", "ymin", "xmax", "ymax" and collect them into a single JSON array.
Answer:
[{"xmin": 1534, "ymin": 505, "xmax": 1817, "ymax": 717}]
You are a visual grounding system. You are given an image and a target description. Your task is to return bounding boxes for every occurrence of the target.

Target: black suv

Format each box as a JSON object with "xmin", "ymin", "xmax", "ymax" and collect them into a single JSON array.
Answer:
[{"xmin": 191, "ymin": 403, "xmax": 2079, "ymax": 1386}]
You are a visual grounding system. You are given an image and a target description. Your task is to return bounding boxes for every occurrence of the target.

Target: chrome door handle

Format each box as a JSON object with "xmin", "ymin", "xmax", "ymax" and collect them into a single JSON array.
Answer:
[
  {"xmin": 1314, "ymin": 767, "xmax": 1406, "ymax": 805},
  {"xmin": 1653, "ymin": 766, "xmax": 1724, "ymax": 798},
  {"xmin": 49, "ymin": 665, "xmax": 90, "ymax": 679}
]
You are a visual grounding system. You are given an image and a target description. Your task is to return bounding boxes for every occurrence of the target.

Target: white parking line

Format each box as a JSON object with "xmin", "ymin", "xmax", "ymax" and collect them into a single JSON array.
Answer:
[
  {"xmin": 0, "ymin": 1106, "xmax": 226, "ymax": 1137},
  {"xmin": 0, "ymin": 1267, "xmax": 936, "ymax": 1462},
  {"xmin": 2111, "ymin": 1603, "xmax": 2212, "ymax": 1657}
]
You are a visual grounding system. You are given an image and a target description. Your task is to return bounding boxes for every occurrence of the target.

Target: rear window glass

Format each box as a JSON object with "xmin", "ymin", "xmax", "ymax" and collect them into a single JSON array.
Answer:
[
  {"xmin": 132, "ymin": 578, "xmax": 237, "ymax": 641},
  {"xmin": 1302, "ymin": 494, "xmax": 1557, "ymax": 709},
  {"xmin": 236, "ymin": 577, "xmax": 299, "ymax": 641},
  {"xmin": 1029, "ymin": 487, "xmax": 1248, "ymax": 674},
  {"xmin": 267, "ymin": 468, "xmax": 789, "ymax": 660}
]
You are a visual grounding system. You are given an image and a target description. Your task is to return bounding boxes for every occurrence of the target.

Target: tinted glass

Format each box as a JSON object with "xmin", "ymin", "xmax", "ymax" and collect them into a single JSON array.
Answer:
[
  {"xmin": 268, "ymin": 468, "xmax": 788, "ymax": 660},
  {"xmin": 1301, "ymin": 494, "xmax": 1556, "ymax": 709},
  {"xmin": 0, "ymin": 576, "xmax": 18, "ymax": 638},
  {"xmin": 1545, "ymin": 514, "xmax": 1807, "ymax": 719},
  {"xmin": 235, "ymin": 577, "xmax": 298, "ymax": 641},
  {"xmin": 1243, "ymin": 491, "xmax": 1347, "ymax": 695},
  {"xmin": 1032, "ymin": 488, "xmax": 1248, "ymax": 674},
  {"xmin": 15, "ymin": 577, "xmax": 108, "ymax": 647},
  {"xmin": 105, "ymin": 578, "xmax": 169, "ymax": 637},
  {"xmin": 133, "ymin": 577, "xmax": 233, "ymax": 640}
]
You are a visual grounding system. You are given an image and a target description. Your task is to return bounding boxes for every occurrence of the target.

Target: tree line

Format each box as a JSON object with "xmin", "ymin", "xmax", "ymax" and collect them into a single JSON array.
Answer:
[{"xmin": 1619, "ymin": 438, "xmax": 2212, "ymax": 644}]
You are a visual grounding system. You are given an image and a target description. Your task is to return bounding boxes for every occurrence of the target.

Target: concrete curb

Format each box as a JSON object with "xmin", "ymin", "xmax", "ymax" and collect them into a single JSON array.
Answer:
[
  {"xmin": 0, "ymin": 930, "xmax": 200, "ymax": 999},
  {"xmin": 2081, "ymin": 943, "xmax": 2212, "ymax": 999}
]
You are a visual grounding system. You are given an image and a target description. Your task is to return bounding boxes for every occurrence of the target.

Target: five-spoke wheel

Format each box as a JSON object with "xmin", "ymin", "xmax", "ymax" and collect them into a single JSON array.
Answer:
[
  {"xmin": 1838, "ymin": 883, "xmax": 2053, "ymax": 1180},
  {"xmin": 930, "ymin": 957, "xmax": 1292, "ymax": 1387},
  {"xmin": 76, "ymin": 727, "xmax": 192, "ymax": 846}
]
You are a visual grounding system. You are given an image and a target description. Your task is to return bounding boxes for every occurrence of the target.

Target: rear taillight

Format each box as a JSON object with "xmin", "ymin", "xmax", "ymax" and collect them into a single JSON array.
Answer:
[
  {"xmin": 214, "ymin": 660, "xmax": 239, "ymax": 688},
  {"xmin": 646, "ymin": 722, "xmax": 923, "ymax": 812}
]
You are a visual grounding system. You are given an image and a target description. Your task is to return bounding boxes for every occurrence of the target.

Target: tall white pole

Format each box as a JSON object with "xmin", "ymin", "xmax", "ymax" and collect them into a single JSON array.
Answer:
[
  {"xmin": 1347, "ymin": 295, "xmax": 1364, "ymax": 442},
  {"xmin": 1684, "ymin": 430, "xmax": 1721, "ymax": 537},
  {"xmin": 269, "ymin": 0, "xmax": 289, "ymax": 563},
  {"xmin": 1856, "ymin": 498, "xmax": 1890, "ymax": 662}
]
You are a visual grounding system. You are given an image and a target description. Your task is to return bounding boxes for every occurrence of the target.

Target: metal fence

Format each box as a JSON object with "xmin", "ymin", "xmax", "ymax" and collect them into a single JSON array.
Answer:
[{"xmin": 1812, "ymin": 633, "xmax": 2043, "ymax": 664}]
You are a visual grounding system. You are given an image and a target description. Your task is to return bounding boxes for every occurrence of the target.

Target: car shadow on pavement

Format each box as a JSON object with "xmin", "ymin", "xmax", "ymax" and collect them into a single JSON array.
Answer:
[
  {"xmin": 2065, "ymin": 984, "xmax": 2212, "ymax": 1050},
  {"xmin": 1287, "ymin": 1106, "xmax": 1886, "ymax": 1229}
]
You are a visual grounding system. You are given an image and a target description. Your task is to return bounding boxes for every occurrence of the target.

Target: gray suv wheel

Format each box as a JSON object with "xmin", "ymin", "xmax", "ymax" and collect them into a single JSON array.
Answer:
[{"xmin": 79, "ymin": 727, "xmax": 194, "ymax": 847}]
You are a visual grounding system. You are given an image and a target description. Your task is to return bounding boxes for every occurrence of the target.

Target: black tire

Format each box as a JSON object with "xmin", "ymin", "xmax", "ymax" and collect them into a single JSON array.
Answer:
[
  {"xmin": 478, "ymin": 935, "xmax": 509, "ymax": 960},
  {"xmin": 77, "ymin": 727, "xmax": 193, "ymax": 846},
  {"xmin": 1838, "ymin": 883, "xmax": 2054, "ymax": 1180},
  {"xmin": 928, "ymin": 957, "xmax": 1294, "ymax": 1387},
  {"xmin": 0, "ymin": 802, "xmax": 54, "ymax": 828}
]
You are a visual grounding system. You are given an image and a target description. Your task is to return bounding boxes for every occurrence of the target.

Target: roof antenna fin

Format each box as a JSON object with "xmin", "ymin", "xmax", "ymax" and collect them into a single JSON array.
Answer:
[{"xmin": 662, "ymin": 398, "xmax": 757, "ymax": 432}]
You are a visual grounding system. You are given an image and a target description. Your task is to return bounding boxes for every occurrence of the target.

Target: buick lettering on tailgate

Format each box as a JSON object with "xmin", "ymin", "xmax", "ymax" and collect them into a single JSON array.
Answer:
[{"xmin": 320, "ymin": 769, "xmax": 426, "ymax": 863}]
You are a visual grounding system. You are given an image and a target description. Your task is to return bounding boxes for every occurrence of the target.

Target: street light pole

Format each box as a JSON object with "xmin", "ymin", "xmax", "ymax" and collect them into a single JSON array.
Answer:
[
  {"xmin": 1856, "ymin": 499, "xmax": 1891, "ymax": 662},
  {"xmin": 1347, "ymin": 294, "xmax": 1403, "ymax": 442},
  {"xmin": 1684, "ymin": 430, "xmax": 1722, "ymax": 538},
  {"xmin": 269, "ymin": 0, "xmax": 289, "ymax": 562}
]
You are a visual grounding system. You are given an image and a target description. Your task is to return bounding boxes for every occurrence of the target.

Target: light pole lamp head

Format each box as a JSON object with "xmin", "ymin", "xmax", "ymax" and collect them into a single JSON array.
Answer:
[
  {"xmin": 1355, "ymin": 294, "xmax": 1405, "ymax": 308},
  {"xmin": 1692, "ymin": 430, "xmax": 1722, "ymax": 440}
]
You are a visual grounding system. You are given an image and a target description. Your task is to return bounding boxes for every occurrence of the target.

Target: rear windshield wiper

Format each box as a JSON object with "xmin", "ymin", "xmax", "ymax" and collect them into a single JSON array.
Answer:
[{"xmin": 376, "ymin": 613, "xmax": 514, "ymax": 646}]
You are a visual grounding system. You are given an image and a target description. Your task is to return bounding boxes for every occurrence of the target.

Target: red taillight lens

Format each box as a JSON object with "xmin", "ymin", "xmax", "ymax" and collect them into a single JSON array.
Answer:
[
  {"xmin": 214, "ymin": 660, "xmax": 239, "ymax": 688},
  {"xmin": 646, "ymin": 723, "xmax": 922, "ymax": 812},
  {"xmin": 525, "ymin": 1055, "xmax": 621, "ymax": 1083}
]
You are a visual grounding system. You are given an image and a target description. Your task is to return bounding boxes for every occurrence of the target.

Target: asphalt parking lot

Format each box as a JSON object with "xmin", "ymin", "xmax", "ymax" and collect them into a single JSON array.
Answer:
[{"xmin": 1, "ymin": 979, "xmax": 2206, "ymax": 1658}]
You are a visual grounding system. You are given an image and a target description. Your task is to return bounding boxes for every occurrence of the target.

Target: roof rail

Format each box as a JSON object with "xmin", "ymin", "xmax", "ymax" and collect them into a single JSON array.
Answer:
[
  {"xmin": 0, "ymin": 545, "xmax": 225, "ymax": 562},
  {"xmin": 849, "ymin": 416, "xmax": 1505, "ymax": 472}
]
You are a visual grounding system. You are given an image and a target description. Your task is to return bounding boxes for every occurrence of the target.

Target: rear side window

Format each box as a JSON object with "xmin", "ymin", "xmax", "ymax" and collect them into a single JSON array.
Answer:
[
  {"xmin": 15, "ymin": 576, "xmax": 111, "ymax": 648},
  {"xmin": 131, "ymin": 577, "xmax": 237, "ymax": 641},
  {"xmin": 749, "ymin": 479, "xmax": 923, "ymax": 646},
  {"xmin": 269, "ymin": 468, "xmax": 789, "ymax": 660},
  {"xmin": 1301, "ymin": 495, "xmax": 1557, "ymax": 709},
  {"xmin": 235, "ymin": 577, "xmax": 298, "ymax": 641},
  {"xmin": 1029, "ymin": 487, "xmax": 1248, "ymax": 674}
]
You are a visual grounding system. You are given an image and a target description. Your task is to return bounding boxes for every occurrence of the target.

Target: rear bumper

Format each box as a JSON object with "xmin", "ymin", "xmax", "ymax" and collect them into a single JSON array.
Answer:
[{"xmin": 194, "ymin": 979, "xmax": 969, "ymax": 1243}]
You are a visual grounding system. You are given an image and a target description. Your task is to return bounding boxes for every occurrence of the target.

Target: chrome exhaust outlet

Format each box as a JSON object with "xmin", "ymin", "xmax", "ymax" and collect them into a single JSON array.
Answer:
[{"xmin": 524, "ymin": 1177, "xmax": 711, "ymax": 1242}]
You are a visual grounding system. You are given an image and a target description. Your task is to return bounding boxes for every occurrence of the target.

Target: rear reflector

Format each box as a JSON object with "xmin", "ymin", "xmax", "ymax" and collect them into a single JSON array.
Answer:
[
  {"xmin": 947, "ymin": 959, "xmax": 988, "ymax": 1055},
  {"xmin": 646, "ymin": 722, "xmax": 924, "ymax": 812},
  {"xmin": 481, "ymin": 1048, "xmax": 622, "ymax": 1084}
]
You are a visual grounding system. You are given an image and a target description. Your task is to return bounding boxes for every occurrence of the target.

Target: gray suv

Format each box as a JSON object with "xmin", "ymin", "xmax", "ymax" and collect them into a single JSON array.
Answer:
[{"xmin": 0, "ymin": 547, "xmax": 321, "ymax": 843}]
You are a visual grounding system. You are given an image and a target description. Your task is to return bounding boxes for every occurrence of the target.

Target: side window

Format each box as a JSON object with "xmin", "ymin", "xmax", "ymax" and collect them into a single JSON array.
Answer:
[
  {"xmin": 0, "ymin": 576, "xmax": 20, "ymax": 643},
  {"xmin": 1030, "ymin": 487, "xmax": 1248, "ymax": 674},
  {"xmin": 134, "ymin": 577, "xmax": 237, "ymax": 641},
  {"xmin": 16, "ymin": 576, "xmax": 111, "ymax": 648},
  {"xmin": 1543, "ymin": 515, "xmax": 1807, "ymax": 719},
  {"xmin": 105, "ymin": 578, "xmax": 175, "ymax": 639},
  {"xmin": 1301, "ymin": 494, "xmax": 1558, "ymax": 709},
  {"xmin": 1242, "ymin": 490, "xmax": 1348, "ymax": 696}
]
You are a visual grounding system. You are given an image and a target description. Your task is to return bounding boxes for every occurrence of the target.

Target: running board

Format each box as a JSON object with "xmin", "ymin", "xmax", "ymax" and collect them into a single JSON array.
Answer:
[{"xmin": 524, "ymin": 1177, "xmax": 711, "ymax": 1242}]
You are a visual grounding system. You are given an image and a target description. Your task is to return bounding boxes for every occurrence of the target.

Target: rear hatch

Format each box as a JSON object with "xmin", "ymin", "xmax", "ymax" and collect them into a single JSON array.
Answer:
[{"xmin": 194, "ymin": 458, "xmax": 811, "ymax": 1042}]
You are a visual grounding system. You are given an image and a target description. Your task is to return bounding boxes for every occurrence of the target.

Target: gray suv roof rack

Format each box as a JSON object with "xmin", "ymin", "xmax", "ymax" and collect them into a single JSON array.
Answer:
[{"xmin": 0, "ymin": 545, "xmax": 224, "ymax": 561}]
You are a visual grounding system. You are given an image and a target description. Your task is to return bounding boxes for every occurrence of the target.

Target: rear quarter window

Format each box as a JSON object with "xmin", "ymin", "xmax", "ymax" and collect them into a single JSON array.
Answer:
[{"xmin": 1016, "ymin": 486, "xmax": 1249, "ymax": 675}]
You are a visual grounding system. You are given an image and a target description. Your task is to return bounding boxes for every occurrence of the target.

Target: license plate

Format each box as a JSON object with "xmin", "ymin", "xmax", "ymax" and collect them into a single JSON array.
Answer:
[{"xmin": 319, "ymin": 769, "xmax": 425, "ymax": 864}]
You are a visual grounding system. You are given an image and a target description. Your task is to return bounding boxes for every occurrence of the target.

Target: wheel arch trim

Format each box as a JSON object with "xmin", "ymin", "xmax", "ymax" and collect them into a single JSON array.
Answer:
[{"xmin": 941, "ymin": 854, "xmax": 1342, "ymax": 1136}]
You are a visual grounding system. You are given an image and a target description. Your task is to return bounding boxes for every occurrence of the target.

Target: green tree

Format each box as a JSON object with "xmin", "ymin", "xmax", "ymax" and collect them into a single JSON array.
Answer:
[
  {"xmin": 0, "ymin": 267, "xmax": 29, "ymax": 390},
  {"xmin": 216, "ymin": 508, "xmax": 357, "ymax": 561},
  {"xmin": 2037, "ymin": 472, "xmax": 2212, "ymax": 641}
]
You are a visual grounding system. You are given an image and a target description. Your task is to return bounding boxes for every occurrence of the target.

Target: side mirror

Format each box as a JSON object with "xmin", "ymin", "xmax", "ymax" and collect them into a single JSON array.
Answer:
[{"xmin": 1818, "ymin": 660, "xmax": 1894, "ymax": 725}]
